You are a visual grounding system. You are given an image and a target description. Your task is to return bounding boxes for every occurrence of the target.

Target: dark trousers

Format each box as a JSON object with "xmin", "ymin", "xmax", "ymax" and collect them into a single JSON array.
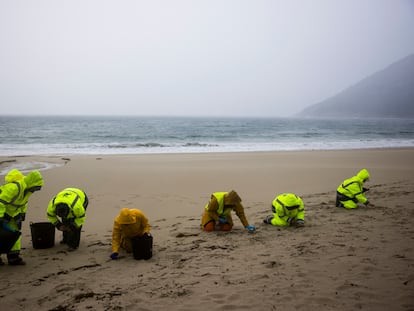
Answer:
[
  {"xmin": 62, "ymin": 192, "xmax": 88, "ymax": 249},
  {"xmin": 336, "ymin": 191, "xmax": 356, "ymax": 207},
  {"xmin": 62, "ymin": 226, "xmax": 82, "ymax": 249}
]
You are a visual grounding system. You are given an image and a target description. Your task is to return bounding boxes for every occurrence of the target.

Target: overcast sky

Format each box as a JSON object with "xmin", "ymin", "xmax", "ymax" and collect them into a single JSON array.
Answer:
[{"xmin": 1, "ymin": 0, "xmax": 413, "ymax": 117}]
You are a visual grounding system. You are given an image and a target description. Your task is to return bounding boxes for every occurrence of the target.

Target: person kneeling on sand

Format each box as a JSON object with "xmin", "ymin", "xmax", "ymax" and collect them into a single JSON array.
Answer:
[
  {"xmin": 47, "ymin": 188, "xmax": 89, "ymax": 250},
  {"xmin": 110, "ymin": 208, "xmax": 151, "ymax": 260},
  {"xmin": 263, "ymin": 193, "xmax": 305, "ymax": 228},
  {"xmin": 336, "ymin": 169, "xmax": 371, "ymax": 209},
  {"xmin": 201, "ymin": 190, "xmax": 256, "ymax": 233}
]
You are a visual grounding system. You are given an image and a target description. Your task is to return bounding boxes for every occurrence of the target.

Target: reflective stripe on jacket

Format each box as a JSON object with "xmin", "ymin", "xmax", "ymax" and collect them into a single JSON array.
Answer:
[
  {"xmin": 271, "ymin": 193, "xmax": 305, "ymax": 226},
  {"xmin": 205, "ymin": 192, "xmax": 231, "ymax": 217},
  {"xmin": 0, "ymin": 181, "xmax": 31, "ymax": 219},
  {"xmin": 337, "ymin": 176, "xmax": 367, "ymax": 204},
  {"xmin": 47, "ymin": 188, "xmax": 88, "ymax": 228}
]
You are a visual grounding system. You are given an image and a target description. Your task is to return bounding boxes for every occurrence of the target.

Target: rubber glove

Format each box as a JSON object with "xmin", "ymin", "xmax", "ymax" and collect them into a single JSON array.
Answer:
[
  {"xmin": 295, "ymin": 219, "xmax": 305, "ymax": 228},
  {"xmin": 263, "ymin": 215, "xmax": 273, "ymax": 224},
  {"xmin": 57, "ymin": 223, "xmax": 70, "ymax": 232},
  {"xmin": 219, "ymin": 217, "xmax": 227, "ymax": 224},
  {"xmin": 1, "ymin": 221, "xmax": 17, "ymax": 232},
  {"xmin": 110, "ymin": 253, "xmax": 119, "ymax": 260},
  {"xmin": 245, "ymin": 225, "xmax": 256, "ymax": 232}
]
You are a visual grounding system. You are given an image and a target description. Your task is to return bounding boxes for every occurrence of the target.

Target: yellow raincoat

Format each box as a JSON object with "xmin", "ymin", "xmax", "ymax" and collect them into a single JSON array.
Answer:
[
  {"xmin": 201, "ymin": 191, "xmax": 249, "ymax": 229},
  {"xmin": 112, "ymin": 208, "xmax": 150, "ymax": 253}
]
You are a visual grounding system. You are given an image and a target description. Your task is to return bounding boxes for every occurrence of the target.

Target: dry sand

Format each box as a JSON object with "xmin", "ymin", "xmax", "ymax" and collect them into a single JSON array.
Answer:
[{"xmin": 0, "ymin": 149, "xmax": 413, "ymax": 310}]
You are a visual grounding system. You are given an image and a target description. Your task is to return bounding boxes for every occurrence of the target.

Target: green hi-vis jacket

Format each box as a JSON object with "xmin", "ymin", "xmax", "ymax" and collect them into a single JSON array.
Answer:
[
  {"xmin": 337, "ymin": 169, "xmax": 370, "ymax": 205},
  {"xmin": 47, "ymin": 188, "xmax": 87, "ymax": 228},
  {"xmin": 0, "ymin": 169, "xmax": 44, "ymax": 220},
  {"xmin": 270, "ymin": 193, "xmax": 305, "ymax": 227}
]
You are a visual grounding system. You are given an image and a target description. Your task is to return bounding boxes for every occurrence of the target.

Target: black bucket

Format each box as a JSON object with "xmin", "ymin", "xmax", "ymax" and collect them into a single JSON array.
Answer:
[
  {"xmin": 30, "ymin": 222, "xmax": 55, "ymax": 249},
  {"xmin": 0, "ymin": 227, "xmax": 21, "ymax": 254},
  {"xmin": 131, "ymin": 234, "xmax": 153, "ymax": 260}
]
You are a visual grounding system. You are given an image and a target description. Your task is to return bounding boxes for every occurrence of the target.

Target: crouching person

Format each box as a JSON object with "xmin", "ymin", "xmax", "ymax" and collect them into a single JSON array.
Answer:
[
  {"xmin": 201, "ymin": 190, "xmax": 256, "ymax": 233},
  {"xmin": 110, "ymin": 208, "xmax": 152, "ymax": 260},
  {"xmin": 263, "ymin": 193, "xmax": 305, "ymax": 228},
  {"xmin": 336, "ymin": 169, "xmax": 371, "ymax": 209},
  {"xmin": 47, "ymin": 188, "xmax": 88, "ymax": 250}
]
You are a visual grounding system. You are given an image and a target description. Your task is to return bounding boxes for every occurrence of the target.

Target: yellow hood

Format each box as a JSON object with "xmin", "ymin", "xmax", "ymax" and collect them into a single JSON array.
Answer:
[
  {"xmin": 116, "ymin": 208, "xmax": 137, "ymax": 224},
  {"xmin": 5, "ymin": 169, "xmax": 25, "ymax": 183},
  {"xmin": 357, "ymin": 169, "xmax": 370, "ymax": 182},
  {"xmin": 24, "ymin": 170, "xmax": 44, "ymax": 188}
]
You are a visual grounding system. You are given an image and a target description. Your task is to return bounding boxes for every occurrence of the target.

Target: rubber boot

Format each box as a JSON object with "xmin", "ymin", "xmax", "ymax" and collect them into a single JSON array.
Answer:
[{"xmin": 7, "ymin": 253, "xmax": 26, "ymax": 266}]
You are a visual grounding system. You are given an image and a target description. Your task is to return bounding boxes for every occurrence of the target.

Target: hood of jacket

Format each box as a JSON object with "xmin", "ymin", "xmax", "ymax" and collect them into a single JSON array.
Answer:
[
  {"xmin": 24, "ymin": 170, "xmax": 44, "ymax": 188},
  {"xmin": 116, "ymin": 208, "xmax": 137, "ymax": 224},
  {"xmin": 357, "ymin": 169, "xmax": 370, "ymax": 182},
  {"xmin": 5, "ymin": 169, "xmax": 25, "ymax": 183},
  {"xmin": 224, "ymin": 190, "xmax": 242, "ymax": 205}
]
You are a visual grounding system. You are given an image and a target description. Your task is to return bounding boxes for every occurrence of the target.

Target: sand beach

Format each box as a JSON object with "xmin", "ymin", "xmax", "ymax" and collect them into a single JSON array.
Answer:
[{"xmin": 0, "ymin": 148, "xmax": 413, "ymax": 310}]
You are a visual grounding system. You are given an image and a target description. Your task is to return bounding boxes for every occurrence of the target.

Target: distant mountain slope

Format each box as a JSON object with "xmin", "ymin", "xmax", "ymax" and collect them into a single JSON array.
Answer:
[{"xmin": 297, "ymin": 54, "xmax": 414, "ymax": 118}]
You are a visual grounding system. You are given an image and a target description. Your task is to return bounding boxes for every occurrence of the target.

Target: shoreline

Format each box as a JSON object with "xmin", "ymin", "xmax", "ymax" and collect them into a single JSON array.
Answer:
[
  {"xmin": 1, "ymin": 145, "xmax": 413, "ymax": 159},
  {"xmin": 1, "ymin": 145, "xmax": 413, "ymax": 163}
]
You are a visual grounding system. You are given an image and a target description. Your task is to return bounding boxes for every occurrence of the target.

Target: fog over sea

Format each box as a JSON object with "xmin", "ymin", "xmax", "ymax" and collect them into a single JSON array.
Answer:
[{"xmin": 1, "ymin": 116, "xmax": 413, "ymax": 157}]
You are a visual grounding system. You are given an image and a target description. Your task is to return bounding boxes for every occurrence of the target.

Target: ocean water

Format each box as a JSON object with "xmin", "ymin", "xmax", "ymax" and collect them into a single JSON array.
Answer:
[{"xmin": 0, "ymin": 116, "xmax": 413, "ymax": 157}]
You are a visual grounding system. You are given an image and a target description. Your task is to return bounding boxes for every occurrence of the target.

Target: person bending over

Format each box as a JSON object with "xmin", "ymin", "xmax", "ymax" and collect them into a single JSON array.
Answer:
[
  {"xmin": 201, "ymin": 190, "xmax": 256, "ymax": 233},
  {"xmin": 110, "ymin": 208, "xmax": 151, "ymax": 260},
  {"xmin": 263, "ymin": 193, "xmax": 305, "ymax": 228},
  {"xmin": 47, "ymin": 188, "xmax": 88, "ymax": 250}
]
